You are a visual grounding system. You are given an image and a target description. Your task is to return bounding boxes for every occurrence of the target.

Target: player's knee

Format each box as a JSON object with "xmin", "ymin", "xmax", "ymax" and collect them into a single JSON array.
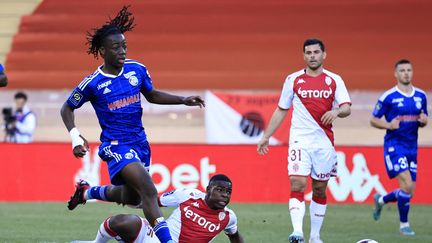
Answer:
[{"xmin": 110, "ymin": 214, "xmax": 140, "ymax": 231}]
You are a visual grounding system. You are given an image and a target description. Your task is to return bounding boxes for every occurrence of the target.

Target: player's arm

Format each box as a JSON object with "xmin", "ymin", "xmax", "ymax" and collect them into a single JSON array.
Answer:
[
  {"xmin": 0, "ymin": 64, "xmax": 8, "ymax": 87},
  {"xmin": 143, "ymin": 89, "xmax": 204, "ymax": 108},
  {"xmin": 60, "ymin": 102, "xmax": 89, "ymax": 157},
  {"xmin": 370, "ymin": 116, "xmax": 399, "ymax": 130},
  {"xmin": 321, "ymin": 103, "xmax": 351, "ymax": 125},
  {"xmin": 257, "ymin": 107, "xmax": 288, "ymax": 155},
  {"xmin": 227, "ymin": 231, "xmax": 245, "ymax": 243}
]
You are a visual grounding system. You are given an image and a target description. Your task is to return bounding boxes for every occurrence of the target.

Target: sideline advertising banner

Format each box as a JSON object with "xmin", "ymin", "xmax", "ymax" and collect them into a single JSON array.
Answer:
[{"xmin": 0, "ymin": 143, "xmax": 431, "ymax": 204}]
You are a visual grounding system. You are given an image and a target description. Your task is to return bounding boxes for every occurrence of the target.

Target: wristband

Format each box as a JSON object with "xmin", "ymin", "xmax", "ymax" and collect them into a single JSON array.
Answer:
[{"xmin": 69, "ymin": 127, "xmax": 84, "ymax": 148}]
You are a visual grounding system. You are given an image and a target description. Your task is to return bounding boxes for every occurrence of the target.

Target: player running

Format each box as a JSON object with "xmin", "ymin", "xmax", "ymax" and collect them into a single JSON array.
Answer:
[
  {"xmin": 60, "ymin": 6, "xmax": 204, "ymax": 243},
  {"xmin": 370, "ymin": 59, "xmax": 428, "ymax": 236},
  {"xmin": 71, "ymin": 174, "xmax": 244, "ymax": 243},
  {"xmin": 257, "ymin": 38, "xmax": 351, "ymax": 243}
]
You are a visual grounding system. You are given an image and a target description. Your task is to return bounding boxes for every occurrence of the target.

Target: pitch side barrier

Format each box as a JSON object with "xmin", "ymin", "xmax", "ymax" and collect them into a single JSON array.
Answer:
[{"xmin": 0, "ymin": 143, "xmax": 431, "ymax": 203}]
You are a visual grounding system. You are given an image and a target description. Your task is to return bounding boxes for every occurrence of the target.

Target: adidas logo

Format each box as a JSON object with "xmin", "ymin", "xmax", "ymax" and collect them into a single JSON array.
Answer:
[
  {"xmin": 297, "ymin": 79, "xmax": 305, "ymax": 84},
  {"xmin": 103, "ymin": 87, "xmax": 111, "ymax": 94},
  {"xmin": 192, "ymin": 202, "xmax": 200, "ymax": 208}
]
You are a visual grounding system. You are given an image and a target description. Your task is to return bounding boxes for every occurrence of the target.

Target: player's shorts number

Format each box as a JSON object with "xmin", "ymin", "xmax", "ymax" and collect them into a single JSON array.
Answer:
[
  {"xmin": 290, "ymin": 149, "xmax": 301, "ymax": 162},
  {"xmin": 398, "ymin": 157, "xmax": 408, "ymax": 169}
]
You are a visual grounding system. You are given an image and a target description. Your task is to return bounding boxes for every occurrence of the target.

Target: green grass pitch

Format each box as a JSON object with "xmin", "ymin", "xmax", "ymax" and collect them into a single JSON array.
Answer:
[{"xmin": 0, "ymin": 202, "xmax": 431, "ymax": 242}]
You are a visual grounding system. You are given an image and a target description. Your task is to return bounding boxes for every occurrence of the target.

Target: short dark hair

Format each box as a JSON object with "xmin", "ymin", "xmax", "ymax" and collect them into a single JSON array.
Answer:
[
  {"xmin": 86, "ymin": 5, "xmax": 136, "ymax": 59},
  {"xmin": 303, "ymin": 38, "xmax": 325, "ymax": 52},
  {"xmin": 14, "ymin": 91, "xmax": 27, "ymax": 101},
  {"xmin": 395, "ymin": 59, "xmax": 411, "ymax": 69},
  {"xmin": 209, "ymin": 174, "xmax": 232, "ymax": 185}
]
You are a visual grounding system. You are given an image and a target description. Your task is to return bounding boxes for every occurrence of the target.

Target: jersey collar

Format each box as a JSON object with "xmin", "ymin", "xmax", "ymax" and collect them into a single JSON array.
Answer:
[
  {"xmin": 395, "ymin": 85, "xmax": 415, "ymax": 97},
  {"xmin": 98, "ymin": 65, "xmax": 124, "ymax": 78}
]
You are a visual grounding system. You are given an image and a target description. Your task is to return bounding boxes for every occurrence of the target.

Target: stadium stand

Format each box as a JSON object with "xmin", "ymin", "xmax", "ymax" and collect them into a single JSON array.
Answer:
[
  {"xmin": 1, "ymin": 1, "xmax": 431, "ymax": 144},
  {"xmin": 4, "ymin": 0, "xmax": 432, "ymax": 90}
]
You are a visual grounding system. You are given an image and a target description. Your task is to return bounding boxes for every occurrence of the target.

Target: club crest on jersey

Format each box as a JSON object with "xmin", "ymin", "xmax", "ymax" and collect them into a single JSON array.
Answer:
[
  {"xmin": 129, "ymin": 76, "xmax": 139, "ymax": 86},
  {"xmin": 219, "ymin": 212, "xmax": 226, "ymax": 221},
  {"xmin": 416, "ymin": 101, "xmax": 422, "ymax": 109},
  {"xmin": 325, "ymin": 76, "xmax": 332, "ymax": 86}
]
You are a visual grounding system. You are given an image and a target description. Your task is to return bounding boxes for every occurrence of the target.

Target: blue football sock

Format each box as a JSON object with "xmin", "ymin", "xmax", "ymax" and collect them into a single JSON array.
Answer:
[
  {"xmin": 397, "ymin": 190, "xmax": 411, "ymax": 223},
  {"xmin": 87, "ymin": 186, "xmax": 108, "ymax": 201},
  {"xmin": 153, "ymin": 220, "xmax": 173, "ymax": 243},
  {"xmin": 383, "ymin": 189, "xmax": 399, "ymax": 203}
]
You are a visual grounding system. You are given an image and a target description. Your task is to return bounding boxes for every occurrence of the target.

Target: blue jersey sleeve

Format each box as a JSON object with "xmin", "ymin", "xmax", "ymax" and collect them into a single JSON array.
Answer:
[
  {"xmin": 139, "ymin": 65, "xmax": 153, "ymax": 93},
  {"xmin": 422, "ymin": 94, "xmax": 428, "ymax": 116},
  {"xmin": 372, "ymin": 97, "xmax": 389, "ymax": 118},
  {"xmin": 0, "ymin": 64, "xmax": 4, "ymax": 72},
  {"xmin": 66, "ymin": 77, "xmax": 95, "ymax": 109}
]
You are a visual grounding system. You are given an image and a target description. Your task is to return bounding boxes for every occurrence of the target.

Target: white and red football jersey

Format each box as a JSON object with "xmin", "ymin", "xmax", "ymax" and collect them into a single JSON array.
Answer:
[
  {"xmin": 159, "ymin": 188, "xmax": 238, "ymax": 243},
  {"xmin": 278, "ymin": 69, "xmax": 351, "ymax": 148}
]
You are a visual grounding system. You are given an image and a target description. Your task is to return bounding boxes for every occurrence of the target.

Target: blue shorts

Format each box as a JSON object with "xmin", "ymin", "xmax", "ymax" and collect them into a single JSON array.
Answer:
[
  {"xmin": 98, "ymin": 141, "xmax": 151, "ymax": 185},
  {"xmin": 384, "ymin": 145, "xmax": 417, "ymax": 181}
]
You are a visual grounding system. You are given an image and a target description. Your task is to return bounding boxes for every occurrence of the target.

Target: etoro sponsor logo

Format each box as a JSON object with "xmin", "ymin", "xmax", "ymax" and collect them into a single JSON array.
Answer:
[
  {"xmin": 183, "ymin": 206, "xmax": 221, "ymax": 232},
  {"xmin": 297, "ymin": 87, "xmax": 332, "ymax": 98}
]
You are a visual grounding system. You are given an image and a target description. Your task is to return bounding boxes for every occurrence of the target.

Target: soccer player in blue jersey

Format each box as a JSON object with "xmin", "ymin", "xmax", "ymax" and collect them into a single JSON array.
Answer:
[
  {"xmin": 60, "ymin": 6, "xmax": 204, "ymax": 243},
  {"xmin": 0, "ymin": 63, "xmax": 8, "ymax": 87},
  {"xmin": 370, "ymin": 59, "xmax": 428, "ymax": 236}
]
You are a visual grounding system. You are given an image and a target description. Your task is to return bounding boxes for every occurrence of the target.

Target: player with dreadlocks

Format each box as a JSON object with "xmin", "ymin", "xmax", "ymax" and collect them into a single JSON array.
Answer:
[{"xmin": 60, "ymin": 6, "xmax": 204, "ymax": 243}]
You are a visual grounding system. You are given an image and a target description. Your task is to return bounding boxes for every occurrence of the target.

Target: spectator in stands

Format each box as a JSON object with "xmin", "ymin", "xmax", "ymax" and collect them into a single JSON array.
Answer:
[
  {"xmin": 0, "ymin": 63, "xmax": 8, "ymax": 87},
  {"xmin": 2, "ymin": 92, "xmax": 36, "ymax": 143}
]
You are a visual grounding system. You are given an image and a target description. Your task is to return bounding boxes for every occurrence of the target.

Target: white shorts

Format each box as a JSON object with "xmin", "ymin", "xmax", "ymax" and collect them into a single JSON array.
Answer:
[
  {"xmin": 287, "ymin": 146, "xmax": 337, "ymax": 181},
  {"xmin": 129, "ymin": 218, "xmax": 160, "ymax": 243}
]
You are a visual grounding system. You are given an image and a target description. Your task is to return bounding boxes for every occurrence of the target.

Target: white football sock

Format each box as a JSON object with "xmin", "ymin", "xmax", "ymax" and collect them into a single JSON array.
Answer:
[
  {"xmin": 94, "ymin": 218, "xmax": 117, "ymax": 243},
  {"xmin": 289, "ymin": 198, "xmax": 305, "ymax": 235},
  {"xmin": 310, "ymin": 200, "xmax": 327, "ymax": 240}
]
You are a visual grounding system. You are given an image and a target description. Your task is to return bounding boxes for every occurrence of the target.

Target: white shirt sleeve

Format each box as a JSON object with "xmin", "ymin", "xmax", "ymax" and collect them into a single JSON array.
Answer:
[
  {"xmin": 159, "ymin": 188, "xmax": 202, "ymax": 207},
  {"xmin": 333, "ymin": 76, "xmax": 351, "ymax": 106},
  {"xmin": 224, "ymin": 208, "xmax": 238, "ymax": 235},
  {"xmin": 278, "ymin": 75, "xmax": 295, "ymax": 110}
]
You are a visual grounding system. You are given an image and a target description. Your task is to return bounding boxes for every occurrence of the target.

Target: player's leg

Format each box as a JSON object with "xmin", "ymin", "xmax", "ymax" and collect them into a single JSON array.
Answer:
[
  {"xmin": 121, "ymin": 162, "xmax": 172, "ymax": 243},
  {"xmin": 71, "ymin": 214, "xmax": 144, "ymax": 243},
  {"xmin": 287, "ymin": 147, "xmax": 311, "ymax": 243},
  {"xmin": 373, "ymin": 152, "xmax": 412, "ymax": 222},
  {"xmin": 308, "ymin": 147, "xmax": 336, "ymax": 243},
  {"xmin": 309, "ymin": 179, "xmax": 328, "ymax": 243},
  {"xmin": 395, "ymin": 170, "xmax": 415, "ymax": 236}
]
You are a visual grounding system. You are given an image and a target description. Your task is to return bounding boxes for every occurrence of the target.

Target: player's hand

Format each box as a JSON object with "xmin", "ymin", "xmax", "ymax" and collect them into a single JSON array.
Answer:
[
  {"xmin": 321, "ymin": 109, "xmax": 339, "ymax": 125},
  {"xmin": 183, "ymin": 96, "xmax": 205, "ymax": 108},
  {"xmin": 388, "ymin": 117, "xmax": 400, "ymax": 130},
  {"xmin": 72, "ymin": 135, "xmax": 89, "ymax": 158},
  {"xmin": 418, "ymin": 110, "xmax": 428, "ymax": 127},
  {"xmin": 257, "ymin": 137, "xmax": 270, "ymax": 155}
]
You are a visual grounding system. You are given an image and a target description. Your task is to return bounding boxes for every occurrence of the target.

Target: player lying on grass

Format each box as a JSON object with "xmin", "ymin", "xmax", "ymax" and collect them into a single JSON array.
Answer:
[{"xmin": 71, "ymin": 174, "xmax": 244, "ymax": 243}]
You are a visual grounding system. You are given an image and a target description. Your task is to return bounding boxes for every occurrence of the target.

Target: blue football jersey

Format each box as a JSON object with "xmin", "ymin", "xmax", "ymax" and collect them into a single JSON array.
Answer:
[
  {"xmin": 0, "ymin": 63, "xmax": 4, "ymax": 72},
  {"xmin": 66, "ymin": 59, "xmax": 153, "ymax": 144},
  {"xmin": 372, "ymin": 86, "xmax": 428, "ymax": 147}
]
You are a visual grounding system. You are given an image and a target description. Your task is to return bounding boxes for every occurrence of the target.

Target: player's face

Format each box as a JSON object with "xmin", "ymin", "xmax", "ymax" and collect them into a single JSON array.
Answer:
[
  {"xmin": 206, "ymin": 181, "xmax": 232, "ymax": 210},
  {"xmin": 394, "ymin": 63, "xmax": 413, "ymax": 85},
  {"xmin": 100, "ymin": 33, "xmax": 127, "ymax": 69},
  {"xmin": 303, "ymin": 44, "xmax": 326, "ymax": 70},
  {"xmin": 14, "ymin": 98, "xmax": 26, "ymax": 110}
]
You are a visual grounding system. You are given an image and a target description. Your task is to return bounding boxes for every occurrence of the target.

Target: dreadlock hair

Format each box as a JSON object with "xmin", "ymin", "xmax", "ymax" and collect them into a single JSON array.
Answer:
[{"xmin": 86, "ymin": 5, "xmax": 136, "ymax": 59}]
